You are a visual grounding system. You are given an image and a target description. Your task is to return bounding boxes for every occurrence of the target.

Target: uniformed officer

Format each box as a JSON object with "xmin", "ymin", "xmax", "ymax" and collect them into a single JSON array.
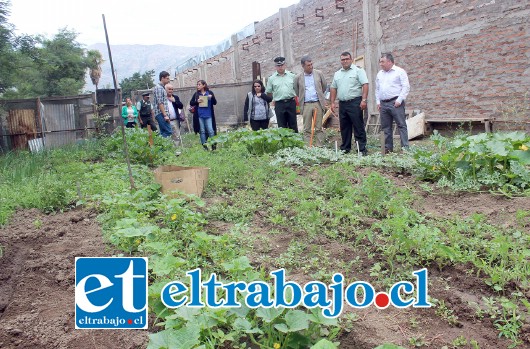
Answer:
[{"xmin": 136, "ymin": 92, "xmax": 157, "ymax": 131}]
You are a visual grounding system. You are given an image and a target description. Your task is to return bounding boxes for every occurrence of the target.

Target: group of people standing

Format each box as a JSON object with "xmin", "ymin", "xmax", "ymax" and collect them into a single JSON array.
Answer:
[
  {"xmin": 260, "ymin": 52, "xmax": 410, "ymax": 154},
  {"xmin": 122, "ymin": 71, "xmax": 218, "ymax": 151},
  {"xmin": 122, "ymin": 51, "xmax": 410, "ymax": 155}
]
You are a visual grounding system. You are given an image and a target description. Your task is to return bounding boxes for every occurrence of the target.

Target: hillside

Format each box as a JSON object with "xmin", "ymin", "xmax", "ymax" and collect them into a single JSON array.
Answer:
[{"xmin": 85, "ymin": 43, "xmax": 202, "ymax": 90}]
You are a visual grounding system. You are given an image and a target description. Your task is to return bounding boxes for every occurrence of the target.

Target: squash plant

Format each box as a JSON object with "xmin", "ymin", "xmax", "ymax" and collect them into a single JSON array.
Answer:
[
  {"xmin": 412, "ymin": 131, "xmax": 530, "ymax": 194},
  {"xmin": 209, "ymin": 128, "xmax": 304, "ymax": 155}
]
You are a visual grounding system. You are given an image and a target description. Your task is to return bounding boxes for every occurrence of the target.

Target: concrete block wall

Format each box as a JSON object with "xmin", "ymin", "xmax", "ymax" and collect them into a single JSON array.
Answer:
[{"xmin": 174, "ymin": 0, "xmax": 529, "ymax": 124}]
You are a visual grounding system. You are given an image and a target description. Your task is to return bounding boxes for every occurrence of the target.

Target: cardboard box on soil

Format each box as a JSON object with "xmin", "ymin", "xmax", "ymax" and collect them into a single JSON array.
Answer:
[{"xmin": 154, "ymin": 166, "xmax": 209, "ymax": 197}]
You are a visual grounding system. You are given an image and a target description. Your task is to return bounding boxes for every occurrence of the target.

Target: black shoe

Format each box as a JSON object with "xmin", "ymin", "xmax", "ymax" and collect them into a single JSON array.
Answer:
[
  {"xmin": 362, "ymin": 150, "xmax": 368, "ymax": 156},
  {"xmin": 384, "ymin": 148, "xmax": 393, "ymax": 154},
  {"xmin": 212, "ymin": 144, "xmax": 217, "ymax": 151},
  {"xmin": 203, "ymin": 144, "xmax": 209, "ymax": 151}
]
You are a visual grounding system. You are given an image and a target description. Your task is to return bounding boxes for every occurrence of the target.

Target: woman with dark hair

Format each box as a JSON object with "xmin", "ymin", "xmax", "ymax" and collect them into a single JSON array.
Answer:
[
  {"xmin": 190, "ymin": 80, "xmax": 217, "ymax": 150},
  {"xmin": 244, "ymin": 79, "xmax": 272, "ymax": 131}
]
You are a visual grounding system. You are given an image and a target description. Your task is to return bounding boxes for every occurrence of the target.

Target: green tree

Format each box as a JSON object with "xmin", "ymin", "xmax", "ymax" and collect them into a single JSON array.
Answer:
[
  {"xmin": 38, "ymin": 28, "xmax": 88, "ymax": 96},
  {"xmin": 119, "ymin": 70, "xmax": 155, "ymax": 99},
  {"xmin": 0, "ymin": 0, "xmax": 16, "ymax": 94},
  {"xmin": 2, "ymin": 27, "xmax": 102, "ymax": 98}
]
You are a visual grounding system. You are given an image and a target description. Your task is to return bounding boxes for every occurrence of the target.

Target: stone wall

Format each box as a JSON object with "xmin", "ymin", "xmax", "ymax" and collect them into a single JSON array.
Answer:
[{"xmin": 174, "ymin": 0, "xmax": 529, "ymax": 125}]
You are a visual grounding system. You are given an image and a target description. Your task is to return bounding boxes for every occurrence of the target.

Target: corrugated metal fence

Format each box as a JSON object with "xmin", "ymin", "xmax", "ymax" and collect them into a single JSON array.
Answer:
[{"xmin": 0, "ymin": 94, "xmax": 99, "ymax": 152}]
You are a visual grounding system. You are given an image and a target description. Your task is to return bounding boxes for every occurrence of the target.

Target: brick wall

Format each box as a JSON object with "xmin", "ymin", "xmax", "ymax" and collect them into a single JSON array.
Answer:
[
  {"xmin": 174, "ymin": 0, "xmax": 529, "ymax": 124},
  {"xmin": 380, "ymin": 0, "xmax": 529, "ymax": 121}
]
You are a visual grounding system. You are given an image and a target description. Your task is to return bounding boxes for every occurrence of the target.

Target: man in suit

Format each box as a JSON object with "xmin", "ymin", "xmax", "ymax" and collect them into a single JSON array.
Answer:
[{"xmin": 294, "ymin": 56, "xmax": 327, "ymax": 146}]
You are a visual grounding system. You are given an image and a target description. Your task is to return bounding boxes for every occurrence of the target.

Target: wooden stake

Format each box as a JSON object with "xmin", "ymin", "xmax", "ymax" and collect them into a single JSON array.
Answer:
[
  {"xmin": 147, "ymin": 124, "xmax": 153, "ymax": 146},
  {"xmin": 103, "ymin": 14, "xmax": 135, "ymax": 190},
  {"xmin": 309, "ymin": 107, "xmax": 317, "ymax": 147}
]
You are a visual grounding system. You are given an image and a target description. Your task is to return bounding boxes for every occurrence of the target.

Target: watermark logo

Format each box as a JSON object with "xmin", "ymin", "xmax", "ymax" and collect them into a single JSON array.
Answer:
[
  {"xmin": 161, "ymin": 268, "xmax": 431, "ymax": 318},
  {"xmin": 75, "ymin": 257, "xmax": 148, "ymax": 329}
]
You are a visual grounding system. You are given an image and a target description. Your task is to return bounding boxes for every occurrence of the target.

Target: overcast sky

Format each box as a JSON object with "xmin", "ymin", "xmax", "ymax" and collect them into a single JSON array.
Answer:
[{"xmin": 9, "ymin": 0, "xmax": 299, "ymax": 47}]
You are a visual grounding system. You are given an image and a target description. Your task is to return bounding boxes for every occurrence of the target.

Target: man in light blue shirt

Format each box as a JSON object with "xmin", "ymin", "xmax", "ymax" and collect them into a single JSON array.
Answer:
[
  {"xmin": 376, "ymin": 53, "xmax": 411, "ymax": 153},
  {"xmin": 266, "ymin": 56, "xmax": 298, "ymax": 132},
  {"xmin": 330, "ymin": 52, "xmax": 369, "ymax": 155}
]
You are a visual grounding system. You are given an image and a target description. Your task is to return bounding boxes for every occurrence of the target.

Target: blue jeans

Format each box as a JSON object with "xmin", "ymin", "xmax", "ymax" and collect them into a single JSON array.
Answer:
[
  {"xmin": 155, "ymin": 113, "xmax": 172, "ymax": 137},
  {"xmin": 199, "ymin": 117, "xmax": 215, "ymax": 144}
]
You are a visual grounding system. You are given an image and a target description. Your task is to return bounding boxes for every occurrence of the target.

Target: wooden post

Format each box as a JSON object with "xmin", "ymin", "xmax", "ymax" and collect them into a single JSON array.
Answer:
[
  {"xmin": 103, "ymin": 14, "xmax": 135, "ymax": 190},
  {"xmin": 147, "ymin": 124, "xmax": 153, "ymax": 146},
  {"xmin": 309, "ymin": 107, "xmax": 317, "ymax": 147}
]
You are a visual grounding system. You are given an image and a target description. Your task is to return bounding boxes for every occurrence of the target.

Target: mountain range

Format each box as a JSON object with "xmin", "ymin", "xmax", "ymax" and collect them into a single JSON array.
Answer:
[{"xmin": 86, "ymin": 43, "xmax": 203, "ymax": 90}]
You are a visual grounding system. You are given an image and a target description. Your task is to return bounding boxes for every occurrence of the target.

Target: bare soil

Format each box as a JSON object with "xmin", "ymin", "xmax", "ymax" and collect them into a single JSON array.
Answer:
[
  {"xmin": 0, "ymin": 209, "xmax": 148, "ymax": 349},
  {"xmin": 0, "ymin": 172, "xmax": 529, "ymax": 348}
]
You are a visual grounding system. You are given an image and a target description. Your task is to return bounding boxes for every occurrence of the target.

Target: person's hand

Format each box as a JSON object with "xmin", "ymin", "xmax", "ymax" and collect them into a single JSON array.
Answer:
[
  {"xmin": 394, "ymin": 101, "xmax": 401, "ymax": 108},
  {"xmin": 330, "ymin": 102, "xmax": 335, "ymax": 113},
  {"xmin": 198, "ymin": 98, "xmax": 203, "ymax": 103},
  {"xmin": 360, "ymin": 100, "xmax": 367, "ymax": 110},
  {"xmin": 377, "ymin": 104, "xmax": 381, "ymax": 111}
]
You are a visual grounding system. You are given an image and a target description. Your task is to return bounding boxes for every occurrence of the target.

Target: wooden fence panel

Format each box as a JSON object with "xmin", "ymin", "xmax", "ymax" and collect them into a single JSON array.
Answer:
[{"xmin": 7, "ymin": 109, "xmax": 36, "ymax": 150}]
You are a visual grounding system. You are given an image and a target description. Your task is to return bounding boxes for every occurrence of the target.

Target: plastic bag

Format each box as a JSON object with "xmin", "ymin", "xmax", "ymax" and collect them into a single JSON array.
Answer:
[{"xmin": 178, "ymin": 109, "xmax": 186, "ymax": 122}]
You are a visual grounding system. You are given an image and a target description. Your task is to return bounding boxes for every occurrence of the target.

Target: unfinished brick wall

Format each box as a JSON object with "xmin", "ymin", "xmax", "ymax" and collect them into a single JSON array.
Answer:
[
  {"xmin": 288, "ymin": 0, "xmax": 365, "ymax": 76},
  {"xmin": 174, "ymin": 0, "xmax": 529, "ymax": 123},
  {"xmin": 239, "ymin": 15, "xmax": 282, "ymax": 81}
]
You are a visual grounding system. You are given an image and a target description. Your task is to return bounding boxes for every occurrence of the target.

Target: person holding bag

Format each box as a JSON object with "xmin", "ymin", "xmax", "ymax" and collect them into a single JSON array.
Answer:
[{"xmin": 244, "ymin": 79, "xmax": 272, "ymax": 131}]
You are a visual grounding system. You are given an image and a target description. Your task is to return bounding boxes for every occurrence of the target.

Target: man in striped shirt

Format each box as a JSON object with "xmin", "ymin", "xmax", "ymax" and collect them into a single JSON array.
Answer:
[{"xmin": 153, "ymin": 71, "xmax": 172, "ymax": 138}]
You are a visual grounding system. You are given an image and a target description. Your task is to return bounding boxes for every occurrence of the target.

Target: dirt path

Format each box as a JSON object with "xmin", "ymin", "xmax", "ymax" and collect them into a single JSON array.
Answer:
[{"xmin": 0, "ymin": 209, "xmax": 148, "ymax": 349}]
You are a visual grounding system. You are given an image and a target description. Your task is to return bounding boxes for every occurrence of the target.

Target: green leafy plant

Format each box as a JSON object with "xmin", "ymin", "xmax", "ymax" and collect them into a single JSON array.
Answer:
[
  {"xmin": 412, "ymin": 131, "xmax": 530, "ymax": 194},
  {"xmin": 451, "ymin": 335, "xmax": 467, "ymax": 347},
  {"xmin": 209, "ymin": 128, "xmax": 304, "ymax": 155},
  {"xmin": 33, "ymin": 219, "xmax": 43, "ymax": 229},
  {"xmin": 91, "ymin": 104, "xmax": 112, "ymax": 139},
  {"xmin": 432, "ymin": 298, "xmax": 460, "ymax": 326},
  {"xmin": 105, "ymin": 128, "xmax": 175, "ymax": 166}
]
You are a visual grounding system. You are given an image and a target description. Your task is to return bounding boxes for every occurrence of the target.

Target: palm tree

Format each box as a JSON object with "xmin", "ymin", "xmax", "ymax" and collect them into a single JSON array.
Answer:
[{"xmin": 86, "ymin": 49, "xmax": 103, "ymax": 90}]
